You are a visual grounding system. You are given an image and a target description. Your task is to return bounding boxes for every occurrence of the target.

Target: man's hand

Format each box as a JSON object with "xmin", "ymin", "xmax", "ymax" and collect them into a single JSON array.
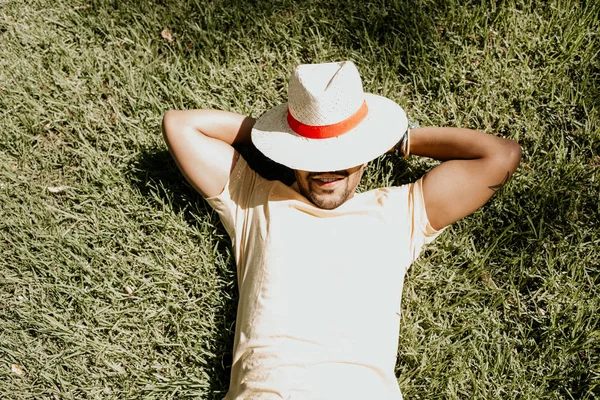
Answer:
[
  {"xmin": 409, "ymin": 127, "xmax": 522, "ymax": 230},
  {"xmin": 162, "ymin": 109, "xmax": 255, "ymax": 198}
]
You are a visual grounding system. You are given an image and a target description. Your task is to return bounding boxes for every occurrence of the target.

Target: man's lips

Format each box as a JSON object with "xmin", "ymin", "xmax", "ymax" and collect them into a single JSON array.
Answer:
[{"xmin": 310, "ymin": 174, "xmax": 346, "ymax": 188}]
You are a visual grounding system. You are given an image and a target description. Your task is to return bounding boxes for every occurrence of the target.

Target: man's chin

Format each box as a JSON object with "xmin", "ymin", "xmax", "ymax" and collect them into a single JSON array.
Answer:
[{"xmin": 309, "ymin": 193, "xmax": 346, "ymax": 210}]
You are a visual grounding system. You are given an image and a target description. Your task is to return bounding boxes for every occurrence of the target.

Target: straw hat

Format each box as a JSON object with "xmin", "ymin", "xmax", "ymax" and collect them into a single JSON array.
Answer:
[{"xmin": 251, "ymin": 61, "xmax": 408, "ymax": 172}]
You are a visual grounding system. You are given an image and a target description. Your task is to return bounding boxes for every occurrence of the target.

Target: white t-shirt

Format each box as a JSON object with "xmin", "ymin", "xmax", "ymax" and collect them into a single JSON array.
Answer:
[{"xmin": 206, "ymin": 156, "xmax": 444, "ymax": 400}]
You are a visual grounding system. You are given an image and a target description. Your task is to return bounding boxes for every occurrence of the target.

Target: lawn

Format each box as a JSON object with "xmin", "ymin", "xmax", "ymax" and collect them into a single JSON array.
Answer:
[{"xmin": 1, "ymin": 0, "xmax": 598, "ymax": 398}]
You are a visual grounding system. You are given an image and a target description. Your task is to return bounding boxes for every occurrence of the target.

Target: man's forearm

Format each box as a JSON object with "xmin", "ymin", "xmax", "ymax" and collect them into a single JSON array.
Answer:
[
  {"xmin": 163, "ymin": 109, "xmax": 255, "ymax": 146},
  {"xmin": 409, "ymin": 126, "xmax": 520, "ymax": 162},
  {"xmin": 405, "ymin": 126, "xmax": 521, "ymax": 229}
]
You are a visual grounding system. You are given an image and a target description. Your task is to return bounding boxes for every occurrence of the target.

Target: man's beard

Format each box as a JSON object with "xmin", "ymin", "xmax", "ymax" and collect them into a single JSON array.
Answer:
[
  {"xmin": 307, "ymin": 187, "xmax": 353, "ymax": 209},
  {"xmin": 305, "ymin": 177, "xmax": 352, "ymax": 210}
]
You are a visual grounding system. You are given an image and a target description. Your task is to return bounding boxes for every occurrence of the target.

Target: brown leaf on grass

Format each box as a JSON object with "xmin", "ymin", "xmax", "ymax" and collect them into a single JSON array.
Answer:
[
  {"xmin": 480, "ymin": 272, "xmax": 499, "ymax": 290},
  {"xmin": 161, "ymin": 29, "xmax": 174, "ymax": 44},
  {"xmin": 47, "ymin": 185, "xmax": 72, "ymax": 193},
  {"xmin": 11, "ymin": 364, "xmax": 24, "ymax": 376}
]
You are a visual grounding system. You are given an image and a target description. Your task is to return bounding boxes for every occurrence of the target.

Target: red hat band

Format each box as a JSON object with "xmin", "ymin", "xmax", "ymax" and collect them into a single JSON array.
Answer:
[{"xmin": 287, "ymin": 101, "xmax": 369, "ymax": 139}]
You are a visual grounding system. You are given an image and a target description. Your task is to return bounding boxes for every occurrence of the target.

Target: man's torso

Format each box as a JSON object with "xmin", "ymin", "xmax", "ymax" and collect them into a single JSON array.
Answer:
[{"xmin": 207, "ymin": 157, "xmax": 441, "ymax": 399}]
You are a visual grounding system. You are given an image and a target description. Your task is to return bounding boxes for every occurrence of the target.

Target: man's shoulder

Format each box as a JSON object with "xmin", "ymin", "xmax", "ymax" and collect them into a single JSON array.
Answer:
[{"xmin": 365, "ymin": 181, "xmax": 415, "ymax": 197}]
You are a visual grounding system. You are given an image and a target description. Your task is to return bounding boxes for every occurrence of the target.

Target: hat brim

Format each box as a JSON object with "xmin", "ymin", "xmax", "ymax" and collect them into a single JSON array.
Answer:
[{"xmin": 251, "ymin": 94, "xmax": 408, "ymax": 172}]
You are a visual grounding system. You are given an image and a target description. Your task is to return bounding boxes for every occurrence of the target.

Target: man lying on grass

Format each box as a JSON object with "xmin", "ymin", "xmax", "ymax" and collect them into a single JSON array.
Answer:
[{"xmin": 162, "ymin": 61, "xmax": 521, "ymax": 400}]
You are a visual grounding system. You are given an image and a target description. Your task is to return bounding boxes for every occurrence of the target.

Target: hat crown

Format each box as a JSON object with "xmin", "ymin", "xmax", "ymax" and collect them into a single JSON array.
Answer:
[{"xmin": 288, "ymin": 61, "xmax": 365, "ymax": 126}]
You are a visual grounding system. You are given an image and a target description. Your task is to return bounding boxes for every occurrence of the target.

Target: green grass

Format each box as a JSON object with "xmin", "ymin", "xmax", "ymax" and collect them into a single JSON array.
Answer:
[{"xmin": 1, "ymin": 0, "xmax": 598, "ymax": 398}]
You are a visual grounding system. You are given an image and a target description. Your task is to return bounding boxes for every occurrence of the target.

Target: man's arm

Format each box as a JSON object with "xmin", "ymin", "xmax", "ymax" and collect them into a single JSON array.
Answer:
[
  {"xmin": 409, "ymin": 127, "xmax": 522, "ymax": 231},
  {"xmin": 162, "ymin": 109, "xmax": 255, "ymax": 198}
]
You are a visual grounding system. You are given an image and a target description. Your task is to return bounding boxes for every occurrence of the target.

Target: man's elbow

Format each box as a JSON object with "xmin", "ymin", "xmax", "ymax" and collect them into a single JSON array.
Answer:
[
  {"xmin": 162, "ymin": 110, "xmax": 177, "ymax": 141},
  {"xmin": 503, "ymin": 139, "xmax": 522, "ymax": 172},
  {"xmin": 491, "ymin": 137, "xmax": 522, "ymax": 172}
]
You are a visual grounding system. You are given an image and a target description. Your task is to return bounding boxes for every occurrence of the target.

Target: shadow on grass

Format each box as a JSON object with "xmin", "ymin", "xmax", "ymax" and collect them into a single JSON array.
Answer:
[
  {"xmin": 128, "ymin": 144, "xmax": 294, "ymax": 398},
  {"xmin": 128, "ymin": 148, "xmax": 235, "ymax": 397}
]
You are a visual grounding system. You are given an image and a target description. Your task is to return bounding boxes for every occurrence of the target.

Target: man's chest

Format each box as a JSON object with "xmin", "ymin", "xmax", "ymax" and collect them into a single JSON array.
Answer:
[{"xmin": 251, "ymin": 210, "xmax": 405, "ymax": 305}]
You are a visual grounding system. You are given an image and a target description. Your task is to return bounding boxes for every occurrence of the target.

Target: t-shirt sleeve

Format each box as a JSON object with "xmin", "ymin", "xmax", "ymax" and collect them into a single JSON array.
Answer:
[
  {"xmin": 204, "ymin": 155, "xmax": 259, "ymax": 239},
  {"xmin": 406, "ymin": 177, "xmax": 446, "ymax": 263}
]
